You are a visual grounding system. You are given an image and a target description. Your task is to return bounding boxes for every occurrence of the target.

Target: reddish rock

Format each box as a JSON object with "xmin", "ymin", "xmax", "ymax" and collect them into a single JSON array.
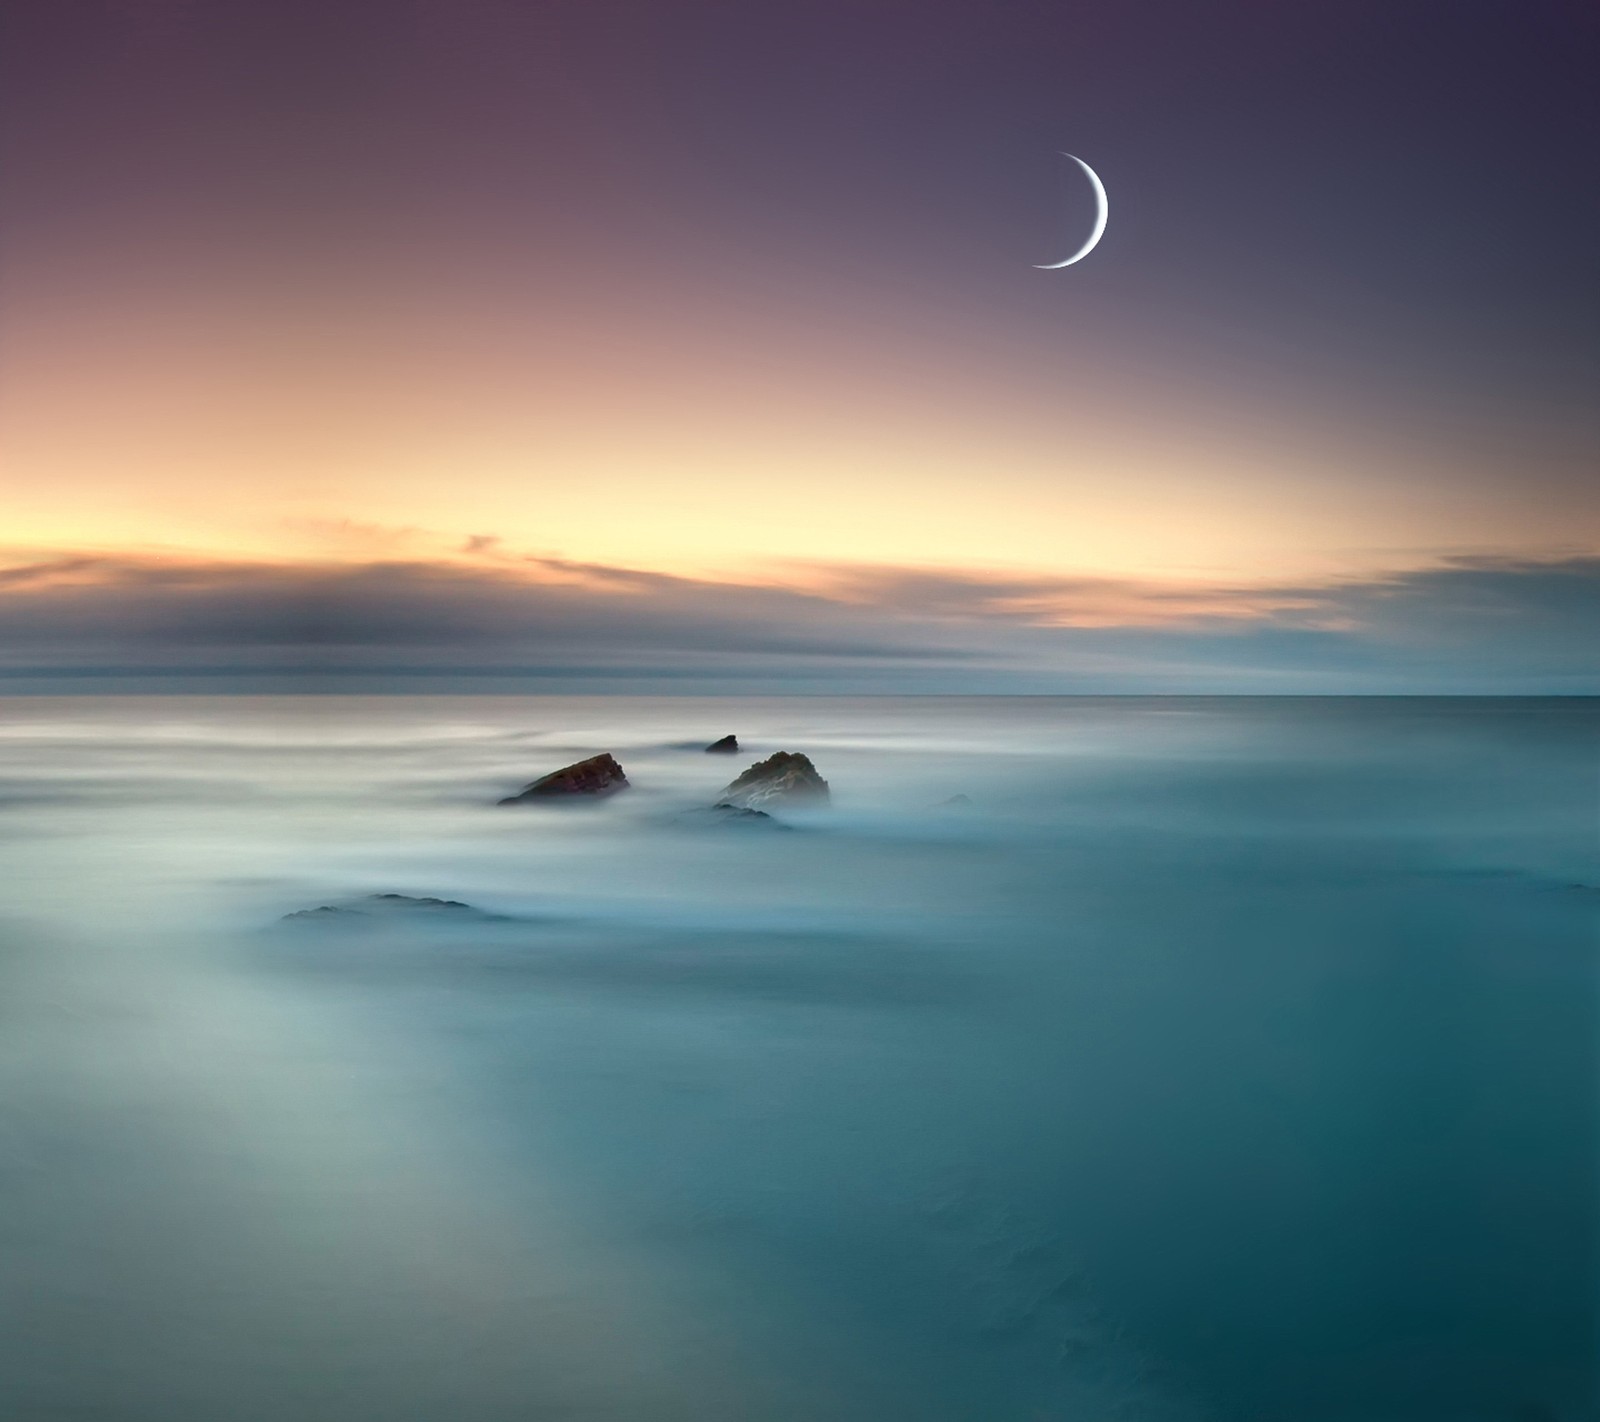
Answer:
[{"xmin": 499, "ymin": 753, "xmax": 629, "ymax": 803}]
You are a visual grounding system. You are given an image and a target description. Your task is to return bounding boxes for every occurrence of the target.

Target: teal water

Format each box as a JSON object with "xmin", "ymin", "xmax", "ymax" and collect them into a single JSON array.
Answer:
[{"xmin": 0, "ymin": 696, "xmax": 1594, "ymax": 1420}]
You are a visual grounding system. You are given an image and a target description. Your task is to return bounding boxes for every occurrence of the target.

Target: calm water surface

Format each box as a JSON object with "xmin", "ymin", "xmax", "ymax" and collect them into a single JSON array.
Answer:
[{"xmin": 0, "ymin": 696, "xmax": 1595, "ymax": 1421}]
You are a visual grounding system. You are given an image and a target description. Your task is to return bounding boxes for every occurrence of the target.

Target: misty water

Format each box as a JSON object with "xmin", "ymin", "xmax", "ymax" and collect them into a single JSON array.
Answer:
[{"xmin": 0, "ymin": 695, "xmax": 1594, "ymax": 1421}]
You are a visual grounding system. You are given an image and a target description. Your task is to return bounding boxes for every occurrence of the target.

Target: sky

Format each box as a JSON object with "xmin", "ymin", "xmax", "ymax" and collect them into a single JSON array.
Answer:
[{"xmin": 2, "ymin": 0, "xmax": 1596, "ymax": 691}]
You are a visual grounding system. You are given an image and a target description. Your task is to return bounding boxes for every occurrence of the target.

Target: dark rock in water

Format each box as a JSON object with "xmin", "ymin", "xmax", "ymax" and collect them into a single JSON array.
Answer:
[
  {"xmin": 678, "ymin": 804, "xmax": 789, "ymax": 830},
  {"xmin": 498, "ymin": 753, "xmax": 628, "ymax": 803},
  {"xmin": 715, "ymin": 751, "xmax": 829, "ymax": 811},
  {"xmin": 934, "ymin": 794, "xmax": 973, "ymax": 810},
  {"xmin": 280, "ymin": 893, "xmax": 505, "ymax": 925},
  {"xmin": 704, "ymin": 734, "xmax": 739, "ymax": 754}
]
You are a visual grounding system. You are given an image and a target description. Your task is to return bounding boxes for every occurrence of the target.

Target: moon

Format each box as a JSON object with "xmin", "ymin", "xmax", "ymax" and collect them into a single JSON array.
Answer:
[{"xmin": 1034, "ymin": 153, "xmax": 1107, "ymax": 269}]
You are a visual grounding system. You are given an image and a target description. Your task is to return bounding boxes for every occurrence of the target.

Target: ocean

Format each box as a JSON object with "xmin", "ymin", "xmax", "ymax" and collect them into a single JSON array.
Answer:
[{"xmin": 0, "ymin": 695, "xmax": 1594, "ymax": 1421}]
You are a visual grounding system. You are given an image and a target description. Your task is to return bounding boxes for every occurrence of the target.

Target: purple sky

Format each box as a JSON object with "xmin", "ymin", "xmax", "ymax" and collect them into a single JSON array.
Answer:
[{"xmin": 2, "ymin": 0, "xmax": 1596, "ymax": 689}]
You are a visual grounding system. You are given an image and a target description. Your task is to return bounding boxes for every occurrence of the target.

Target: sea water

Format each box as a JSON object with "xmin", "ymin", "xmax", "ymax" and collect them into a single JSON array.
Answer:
[{"xmin": 0, "ymin": 695, "xmax": 1594, "ymax": 1421}]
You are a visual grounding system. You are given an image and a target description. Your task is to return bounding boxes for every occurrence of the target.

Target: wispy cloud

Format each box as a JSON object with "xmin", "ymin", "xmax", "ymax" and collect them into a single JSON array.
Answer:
[
  {"xmin": 0, "ymin": 549, "xmax": 1594, "ymax": 692},
  {"xmin": 786, "ymin": 562, "xmax": 1338, "ymax": 628},
  {"xmin": 278, "ymin": 518, "xmax": 425, "ymax": 552}
]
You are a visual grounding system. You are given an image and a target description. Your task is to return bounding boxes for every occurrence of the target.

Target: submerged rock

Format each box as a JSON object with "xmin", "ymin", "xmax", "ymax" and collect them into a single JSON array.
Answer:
[
  {"xmin": 498, "ymin": 753, "xmax": 628, "ymax": 803},
  {"xmin": 678, "ymin": 804, "xmax": 789, "ymax": 830},
  {"xmin": 715, "ymin": 751, "xmax": 829, "ymax": 811},
  {"xmin": 704, "ymin": 734, "xmax": 739, "ymax": 754},
  {"xmin": 280, "ymin": 893, "xmax": 505, "ymax": 925}
]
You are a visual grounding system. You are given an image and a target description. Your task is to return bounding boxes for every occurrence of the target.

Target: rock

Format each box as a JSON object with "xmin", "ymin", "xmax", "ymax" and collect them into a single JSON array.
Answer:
[
  {"xmin": 934, "ymin": 794, "xmax": 973, "ymax": 810},
  {"xmin": 498, "ymin": 753, "xmax": 628, "ymax": 803},
  {"xmin": 679, "ymin": 804, "xmax": 789, "ymax": 830},
  {"xmin": 704, "ymin": 734, "xmax": 739, "ymax": 754},
  {"xmin": 280, "ymin": 893, "xmax": 505, "ymax": 925},
  {"xmin": 715, "ymin": 751, "xmax": 829, "ymax": 811}
]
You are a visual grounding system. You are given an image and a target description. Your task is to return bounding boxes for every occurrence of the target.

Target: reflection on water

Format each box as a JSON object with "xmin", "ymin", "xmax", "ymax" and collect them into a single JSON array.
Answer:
[{"xmin": 0, "ymin": 696, "xmax": 1595, "ymax": 1421}]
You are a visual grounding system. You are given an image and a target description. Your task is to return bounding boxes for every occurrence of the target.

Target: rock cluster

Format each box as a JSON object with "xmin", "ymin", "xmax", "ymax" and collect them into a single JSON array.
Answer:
[{"xmin": 492, "ymin": 746, "xmax": 829, "ymax": 818}]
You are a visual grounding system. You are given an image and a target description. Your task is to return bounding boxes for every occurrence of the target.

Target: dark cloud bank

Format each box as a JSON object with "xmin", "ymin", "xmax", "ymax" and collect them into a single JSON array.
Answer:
[{"xmin": 0, "ymin": 553, "xmax": 1594, "ymax": 694}]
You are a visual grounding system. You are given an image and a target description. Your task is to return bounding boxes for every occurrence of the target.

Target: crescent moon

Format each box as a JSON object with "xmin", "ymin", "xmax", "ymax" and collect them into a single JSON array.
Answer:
[{"xmin": 1034, "ymin": 153, "xmax": 1107, "ymax": 269}]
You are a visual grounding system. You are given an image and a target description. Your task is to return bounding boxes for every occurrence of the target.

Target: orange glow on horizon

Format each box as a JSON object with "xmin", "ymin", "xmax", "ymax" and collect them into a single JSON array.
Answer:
[{"xmin": 4, "ymin": 232, "xmax": 1596, "ymax": 594}]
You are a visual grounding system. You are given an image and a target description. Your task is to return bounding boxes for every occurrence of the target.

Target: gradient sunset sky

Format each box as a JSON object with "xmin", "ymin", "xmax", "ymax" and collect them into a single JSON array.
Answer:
[{"xmin": 2, "ymin": 1, "xmax": 1596, "ymax": 690}]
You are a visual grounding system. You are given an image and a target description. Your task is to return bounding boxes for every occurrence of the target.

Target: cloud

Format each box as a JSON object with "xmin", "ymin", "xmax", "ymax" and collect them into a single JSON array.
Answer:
[
  {"xmin": 787, "ymin": 562, "xmax": 1334, "ymax": 628},
  {"xmin": 279, "ymin": 519, "xmax": 424, "ymax": 549},
  {"xmin": 0, "ymin": 550, "xmax": 1594, "ymax": 693},
  {"xmin": 0, "ymin": 556, "xmax": 115, "ymax": 590}
]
